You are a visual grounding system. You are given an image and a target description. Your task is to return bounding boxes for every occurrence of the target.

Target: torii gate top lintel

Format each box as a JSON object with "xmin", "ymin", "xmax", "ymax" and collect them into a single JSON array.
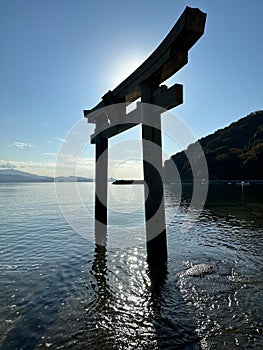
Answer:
[{"xmin": 84, "ymin": 6, "xmax": 206, "ymax": 128}]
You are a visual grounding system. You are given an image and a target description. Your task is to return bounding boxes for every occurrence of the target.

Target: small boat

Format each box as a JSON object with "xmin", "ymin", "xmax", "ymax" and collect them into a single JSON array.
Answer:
[{"xmin": 236, "ymin": 181, "xmax": 250, "ymax": 186}]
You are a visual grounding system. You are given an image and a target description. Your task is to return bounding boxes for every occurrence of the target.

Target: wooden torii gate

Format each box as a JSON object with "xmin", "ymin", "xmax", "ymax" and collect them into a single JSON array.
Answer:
[{"xmin": 84, "ymin": 7, "xmax": 206, "ymax": 264}]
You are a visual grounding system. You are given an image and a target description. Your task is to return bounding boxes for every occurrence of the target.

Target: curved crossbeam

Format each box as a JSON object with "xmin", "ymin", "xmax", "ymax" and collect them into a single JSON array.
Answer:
[{"xmin": 84, "ymin": 6, "xmax": 206, "ymax": 123}]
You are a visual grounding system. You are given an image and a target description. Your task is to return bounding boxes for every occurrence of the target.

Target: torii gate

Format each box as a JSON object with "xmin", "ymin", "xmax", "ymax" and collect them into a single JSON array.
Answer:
[{"xmin": 84, "ymin": 7, "xmax": 206, "ymax": 264}]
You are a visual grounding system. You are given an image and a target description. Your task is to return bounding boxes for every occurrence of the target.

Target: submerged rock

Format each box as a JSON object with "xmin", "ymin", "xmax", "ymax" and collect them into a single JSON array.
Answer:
[{"xmin": 185, "ymin": 263, "xmax": 215, "ymax": 277}]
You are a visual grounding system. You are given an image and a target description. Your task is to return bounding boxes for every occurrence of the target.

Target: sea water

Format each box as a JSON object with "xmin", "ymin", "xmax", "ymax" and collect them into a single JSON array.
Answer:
[{"xmin": 0, "ymin": 183, "xmax": 262, "ymax": 349}]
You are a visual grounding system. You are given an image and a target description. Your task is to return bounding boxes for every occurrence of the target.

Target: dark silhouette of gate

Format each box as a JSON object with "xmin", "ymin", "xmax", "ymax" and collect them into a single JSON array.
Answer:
[{"xmin": 84, "ymin": 7, "xmax": 206, "ymax": 265}]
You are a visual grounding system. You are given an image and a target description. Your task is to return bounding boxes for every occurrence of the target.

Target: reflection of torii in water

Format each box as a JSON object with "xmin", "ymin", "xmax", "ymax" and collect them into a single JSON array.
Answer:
[
  {"xmin": 83, "ymin": 244, "xmax": 201, "ymax": 348},
  {"xmin": 84, "ymin": 7, "xmax": 207, "ymax": 265}
]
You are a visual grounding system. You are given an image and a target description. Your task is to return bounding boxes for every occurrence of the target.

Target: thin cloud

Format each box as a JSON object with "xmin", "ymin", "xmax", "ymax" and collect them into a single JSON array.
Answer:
[
  {"xmin": 13, "ymin": 141, "xmax": 34, "ymax": 149},
  {"xmin": 0, "ymin": 162, "xmax": 17, "ymax": 169},
  {"xmin": 0, "ymin": 157, "xmax": 142, "ymax": 178},
  {"xmin": 55, "ymin": 137, "xmax": 67, "ymax": 143},
  {"xmin": 44, "ymin": 152, "xmax": 57, "ymax": 156},
  {"xmin": 0, "ymin": 159, "xmax": 56, "ymax": 177}
]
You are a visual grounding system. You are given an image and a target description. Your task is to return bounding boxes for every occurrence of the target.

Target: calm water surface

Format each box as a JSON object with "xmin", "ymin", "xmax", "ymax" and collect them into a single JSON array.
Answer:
[{"xmin": 0, "ymin": 183, "xmax": 262, "ymax": 349}]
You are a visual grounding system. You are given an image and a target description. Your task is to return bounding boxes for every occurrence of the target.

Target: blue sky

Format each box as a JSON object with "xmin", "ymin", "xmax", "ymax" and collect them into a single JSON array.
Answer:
[{"xmin": 0, "ymin": 0, "xmax": 262, "ymax": 177}]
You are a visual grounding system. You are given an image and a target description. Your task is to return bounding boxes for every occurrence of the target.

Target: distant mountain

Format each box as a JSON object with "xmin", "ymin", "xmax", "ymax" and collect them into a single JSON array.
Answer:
[
  {"xmin": 54, "ymin": 176, "xmax": 94, "ymax": 182},
  {"xmin": 0, "ymin": 169, "xmax": 95, "ymax": 183},
  {"xmin": 0, "ymin": 169, "xmax": 53, "ymax": 183},
  {"xmin": 165, "ymin": 110, "xmax": 263, "ymax": 181}
]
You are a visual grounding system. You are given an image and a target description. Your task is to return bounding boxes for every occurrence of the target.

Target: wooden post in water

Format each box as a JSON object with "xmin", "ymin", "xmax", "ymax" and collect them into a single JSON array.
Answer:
[
  {"xmin": 95, "ymin": 116, "xmax": 108, "ymax": 246},
  {"xmin": 94, "ymin": 122, "xmax": 108, "ymax": 246},
  {"xmin": 140, "ymin": 82, "xmax": 167, "ymax": 264}
]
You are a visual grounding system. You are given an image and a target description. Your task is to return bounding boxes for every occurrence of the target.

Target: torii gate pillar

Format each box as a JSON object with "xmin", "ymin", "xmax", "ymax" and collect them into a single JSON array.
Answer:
[
  {"xmin": 140, "ymin": 82, "xmax": 167, "ymax": 264},
  {"xmin": 94, "ymin": 133, "xmax": 108, "ymax": 246}
]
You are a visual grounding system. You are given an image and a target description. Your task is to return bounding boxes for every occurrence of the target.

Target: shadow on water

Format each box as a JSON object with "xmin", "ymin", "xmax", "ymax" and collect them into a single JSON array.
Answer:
[
  {"xmin": 165, "ymin": 183, "xmax": 263, "ymax": 230},
  {"xmin": 164, "ymin": 183, "xmax": 263, "ymax": 349},
  {"xmin": 82, "ymin": 244, "xmax": 201, "ymax": 350},
  {"xmin": 204, "ymin": 184, "xmax": 263, "ymax": 229}
]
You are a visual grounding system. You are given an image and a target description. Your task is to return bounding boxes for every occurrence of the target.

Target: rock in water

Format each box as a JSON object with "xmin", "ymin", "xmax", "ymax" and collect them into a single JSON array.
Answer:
[{"xmin": 185, "ymin": 263, "xmax": 215, "ymax": 277}]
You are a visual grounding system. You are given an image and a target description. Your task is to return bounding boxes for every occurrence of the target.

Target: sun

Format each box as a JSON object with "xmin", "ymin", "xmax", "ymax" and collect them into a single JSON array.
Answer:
[{"xmin": 109, "ymin": 53, "xmax": 145, "ymax": 87}]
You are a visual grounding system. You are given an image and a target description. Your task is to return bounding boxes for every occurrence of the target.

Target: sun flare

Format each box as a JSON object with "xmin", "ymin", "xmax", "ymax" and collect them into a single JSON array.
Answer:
[{"xmin": 109, "ymin": 54, "xmax": 145, "ymax": 87}]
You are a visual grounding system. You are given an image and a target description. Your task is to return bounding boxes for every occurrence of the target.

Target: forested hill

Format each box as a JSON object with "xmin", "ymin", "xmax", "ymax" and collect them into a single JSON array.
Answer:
[{"xmin": 165, "ymin": 110, "xmax": 263, "ymax": 181}]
